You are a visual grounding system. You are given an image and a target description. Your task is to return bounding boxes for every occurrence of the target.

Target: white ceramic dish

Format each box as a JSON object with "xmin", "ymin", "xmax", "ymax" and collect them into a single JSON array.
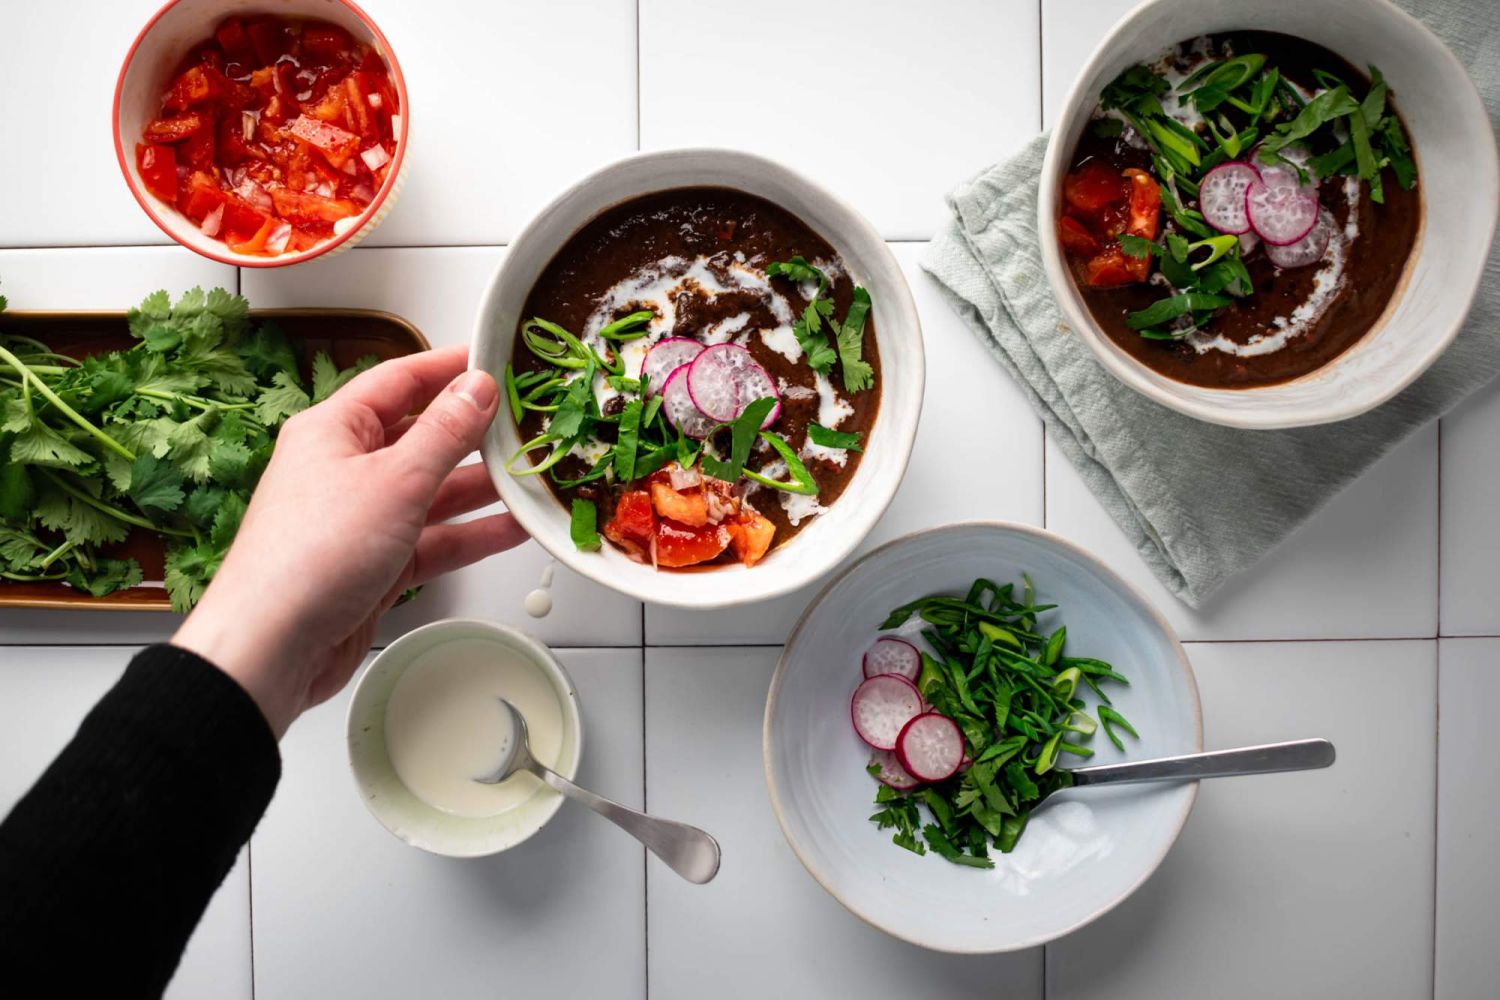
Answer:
[
  {"xmin": 1039, "ymin": 0, "xmax": 1498, "ymax": 429},
  {"xmin": 346, "ymin": 619, "xmax": 582, "ymax": 858},
  {"xmin": 114, "ymin": 0, "xmax": 410, "ymax": 267},
  {"xmin": 765, "ymin": 522, "xmax": 1202, "ymax": 953},
  {"xmin": 472, "ymin": 148, "xmax": 925, "ymax": 610}
]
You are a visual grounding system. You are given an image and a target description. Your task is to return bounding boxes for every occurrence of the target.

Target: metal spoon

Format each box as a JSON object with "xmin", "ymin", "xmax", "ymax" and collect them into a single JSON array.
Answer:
[
  {"xmin": 475, "ymin": 699, "xmax": 721, "ymax": 884},
  {"xmin": 1065, "ymin": 738, "xmax": 1336, "ymax": 786}
]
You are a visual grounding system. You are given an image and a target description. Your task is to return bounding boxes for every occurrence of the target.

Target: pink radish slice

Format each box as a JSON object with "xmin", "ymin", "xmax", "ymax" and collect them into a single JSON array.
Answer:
[
  {"xmin": 850, "ymin": 674, "xmax": 924, "ymax": 751},
  {"xmin": 1245, "ymin": 178, "xmax": 1320, "ymax": 246},
  {"xmin": 869, "ymin": 749, "xmax": 922, "ymax": 790},
  {"xmin": 1198, "ymin": 162, "xmax": 1260, "ymax": 235},
  {"xmin": 862, "ymin": 637, "xmax": 921, "ymax": 680},
  {"xmin": 642, "ymin": 338, "xmax": 703, "ymax": 397},
  {"xmin": 1265, "ymin": 207, "xmax": 1335, "ymax": 269},
  {"xmin": 895, "ymin": 712, "xmax": 965, "ymax": 782},
  {"xmin": 661, "ymin": 366, "xmax": 718, "ymax": 440},
  {"xmin": 686, "ymin": 345, "xmax": 745, "ymax": 422},
  {"xmin": 730, "ymin": 361, "xmax": 781, "ymax": 429}
]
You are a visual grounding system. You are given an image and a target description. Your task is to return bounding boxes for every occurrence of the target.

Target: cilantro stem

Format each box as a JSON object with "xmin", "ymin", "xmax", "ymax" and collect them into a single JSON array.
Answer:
[
  {"xmin": 0, "ymin": 344, "xmax": 136, "ymax": 462},
  {"xmin": 134, "ymin": 388, "xmax": 255, "ymax": 412},
  {"xmin": 37, "ymin": 539, "xmax": 75, "ymax": 572},
  {"xmin": 37, "ymin": 469, "xmax": 194, "ymax": 538},
  {"xmin": 0, "ymin": 569, "xmax": 68, "ymax": 582}
]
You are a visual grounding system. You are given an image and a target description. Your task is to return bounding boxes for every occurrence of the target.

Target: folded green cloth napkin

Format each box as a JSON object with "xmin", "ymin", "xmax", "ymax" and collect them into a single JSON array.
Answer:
[{"xmin": 922, "ymin": 1, "xmax": 1500, "ymax": 607}]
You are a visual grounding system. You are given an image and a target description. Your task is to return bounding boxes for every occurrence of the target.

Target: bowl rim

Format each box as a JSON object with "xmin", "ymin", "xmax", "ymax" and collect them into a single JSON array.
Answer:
[
  {"xmin": 345, "ymin": 617, "xmax": 584, "ymax": 859},
  {"xmin": 1036, "ymin": 0, "xmax": 1499, "ymax": 430},
  {"xmin": 762, "ymin": 520, "xmax": 1204, "ymax": 953},
  {"xmin": 112, "ymin": 0, "xmax": 411, "ymax": 269},
  {"xmin": 472, "ymin": 146, "xmax": 925, "ymax": 609}
]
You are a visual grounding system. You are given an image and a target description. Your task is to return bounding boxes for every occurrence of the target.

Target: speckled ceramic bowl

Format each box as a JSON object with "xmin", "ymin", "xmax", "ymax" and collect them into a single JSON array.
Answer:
[
  {"xmin": 766, "ymin": 522, "xmax": 1202, "ymax": 952},
  {"xmin": 1040, "ymin": 0, "xmax": 1497, "ymax": 429},
  {"xmin": 346, "ymin": 619, "xmax": 583, "ymax": 859},
  {"xmin": 114, "ymin": 0, "xmax": 410, "ymax": 267}
]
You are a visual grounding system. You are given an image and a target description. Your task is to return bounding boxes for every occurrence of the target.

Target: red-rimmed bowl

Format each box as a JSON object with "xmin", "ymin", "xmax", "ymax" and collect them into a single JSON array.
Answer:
[{"xmin": 113, "ymin": 0, "xmax": 410, "ymax": 267}]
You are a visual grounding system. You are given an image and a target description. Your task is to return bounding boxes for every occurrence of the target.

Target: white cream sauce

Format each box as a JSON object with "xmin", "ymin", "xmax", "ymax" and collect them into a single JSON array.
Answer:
[
  {"xmin": 524, "ymin": 561, "xmax": 555, "ymax": 619},
  {"xmin": 384, "ymin": 638, "xmax": 566, "ymax": 818}
]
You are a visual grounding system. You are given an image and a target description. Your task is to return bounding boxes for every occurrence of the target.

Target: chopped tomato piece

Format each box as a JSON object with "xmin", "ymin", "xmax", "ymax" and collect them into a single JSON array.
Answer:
[
  {"xmin": 246, "ymin": 17, "xmax": 288, "ymax": 64},
  {"xmin": 655, "ymin": 521, "xmax": 732, "ymax": 568},
  {"xmin": 180, "ymin": 129, "xmax": 215, "ymax": 171},
  {"xmin": 728, "ymin": 511, "xmax": 776, "ymax": 567},
  {"xmin": 143, "ymin": 112, "xmax": 209, "ymax": 144},
  {"xmin": 136, "ymin": 144, "xmax": 177, "ymax": 202},
  {"xmin": 286, "ymin": 115, "xmax": 360, "ymax": 167},
  {"xmin": 269, "ymin": 188, "xmax": 362, "ymax": 225},
  {"xmin": 164, "ymin": 65, "xmax": 221, "ymax": 111},
  {"xmin": 1083, "ymin": 246, "xmax": 1138, "ymax": 287},
  {"xmin": 649, "ymin": 482, "xmax": 709, "ymax": 527},
  {"xmin": 344, "ymin": 75, "xmax": 377, "ymax": 141},
  {"xmin": 1122, "ymin": 167, "xmax": 1162, "ymax": 242},
  {"xmin": 1058, "ymin": 215, "xmax": 1102, "ymax": 258},
  {"xmin": 1064, "ymin": 161, "xmax": 1126, "ymax": 216},
  {"xmin": 215, "ymin": 17, "xmax": 254, "ymax": 63},
  {"xmin": 302, "ymin": 24, "xmax": 354, "ymax": 61},
  {"xmin": 226, "ymin": 216, "xmax": 278, "ymax": 255},
  {"xmin": 604, "ymin": 491, "xmax": 656, "ymax": 558}
]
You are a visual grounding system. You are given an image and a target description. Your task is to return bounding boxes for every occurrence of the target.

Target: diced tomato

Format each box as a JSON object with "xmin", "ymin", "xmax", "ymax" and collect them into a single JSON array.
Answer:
[
  {"xmin": 1058, "ymin": 215, "xmax": 1102, "ymax": 258},
  {"xmin": 1083, "ymin": 246, "xmax": 1138, "ymax": 287},
  {"xmin": 215, "ymin": 17, "xmax": 255, "ymax": 63},
  {"xmin": 269, "ymin": 188, "xmax": 361, "ymax": 225},
  {"xmin": 286, "ymin": 114, "xmax": 360, "ymax": 167},
  {"xmin": 226, "ymin": 216, "xmax": 278, "ymax": 254},
  {"xmin": 1122, "ymin": 167, "xmax": 1162, "ymax": 242},
  {"xmin": 143, "ymin": 112, "xmax": 209, "ymax": 144},
  {"xmin": 135, "ymin": 144, "xmax": 178, "ymax": 202},
  {"xmin": 180, "ymin": 129, "xmax": 215, "ymax": 171},
  {"xmin": 728, "ymin": 511, "xmax": 776, "ymax": 567},
  {"xmin": 655, "ymin": 521, "xmax": 732, "ymax": 568},
  {"xmin": 649, "ymin": 481, "xmax": 709, "ymax": 527},
  {"xmin": 246, "ymin": 16, "xmax": 288, "ymax": 64},
  {"xmin": 1064, "ymin": 161, "xmax": 1126, "ymax": 216},
  {"xmin": 344, "ymin": 75, "xmax": 377, "ymax": 141},
  {"xmin": 164, "ymin": 65, "xmax": 221, "ymax": 111},
  {"xmin": 301, "ymin": 22, "xmax": 354, "ymax": 62},
  {"xmin": 604, "ymin": 491, "xmax": 656, "ymax": 558}
]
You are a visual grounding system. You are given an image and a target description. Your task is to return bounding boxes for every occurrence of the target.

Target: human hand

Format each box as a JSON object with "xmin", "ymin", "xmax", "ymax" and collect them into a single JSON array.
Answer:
[{"xmin": 172, "ymin": 345, "xmax": 527, "ymax": 738}]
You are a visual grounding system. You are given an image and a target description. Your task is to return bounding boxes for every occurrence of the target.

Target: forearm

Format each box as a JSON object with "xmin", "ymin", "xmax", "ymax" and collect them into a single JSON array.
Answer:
[{"xmin": 0, "ymin": 645, "xmax": 280, "ymax": 997}]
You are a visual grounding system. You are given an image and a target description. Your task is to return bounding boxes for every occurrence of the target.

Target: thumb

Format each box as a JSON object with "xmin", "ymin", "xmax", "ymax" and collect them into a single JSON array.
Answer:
[{"xmin": 387, "ymin": 369, "xmax": 499, "ymax": 497}]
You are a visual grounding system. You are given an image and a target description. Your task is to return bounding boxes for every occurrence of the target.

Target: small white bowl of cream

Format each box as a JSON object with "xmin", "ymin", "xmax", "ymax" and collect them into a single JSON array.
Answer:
[{"xmin": 347, "ymin": 619, "xmax": 583, "ymax": 857}]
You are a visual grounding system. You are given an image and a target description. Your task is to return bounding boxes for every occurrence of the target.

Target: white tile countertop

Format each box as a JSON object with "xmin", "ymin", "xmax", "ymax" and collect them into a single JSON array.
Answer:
[{"xmin": 1, "ymin": 0, "xmax": 1495, "ymax": 997}]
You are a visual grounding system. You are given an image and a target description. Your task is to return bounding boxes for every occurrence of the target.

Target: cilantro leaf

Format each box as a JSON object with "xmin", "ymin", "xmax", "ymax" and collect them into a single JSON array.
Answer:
[
  {"xmin": 806, "ymin": 423, "xmax": 862, "ymax": 451},
  {"xmin": 128, "ymin": 453, "xmax": 185, "ymax": 516},
  {"xmin": 66, "ymin": 557, "xmax": 143, "ymax": 597},
  {"xmin": 835, "ymin": 287, "xmax": 874, "ymax": 393},
  {"xmin": 311, "ymin": 351, "xmax": 377, "ymax": 403},
  {"xmin": 255, "ymin": 371, "xmax": 311, "ymax": 425},
  {"xmin": 569, "ymin": 498, "xmax": 602, "ymax": 552}
]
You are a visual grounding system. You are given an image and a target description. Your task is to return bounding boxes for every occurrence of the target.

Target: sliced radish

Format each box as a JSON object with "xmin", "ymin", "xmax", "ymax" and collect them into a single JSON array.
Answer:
[
  {"xmin": 862, "ymin": 637, "xmax": 921, "ymax": 680},
  {"xmin": 1265, "ymin": 207, "xmax": 1336, "ymax": 269},
  {"xmin": 1245, "ymin": 178, "xmax": 1320, "ymax": 246},
  {"xmin": 895, "ymin": 712, "xmax": 965, "ymax": 782},
  {"xmin": 869, "ymin": 750, "xmax": 922, "ymax": 790},
  {"xmin": 1198, "ymin": 162, "xmax": 1260, "ymax": 235},
  {"xmin": 642, "ymin": 338, "xmax": 703, "ymax": 396},
  {"xmin": 850, "ymin": 674, "xmax": 924, "ymax": 751},
  {"xmin": 730, "ymin": 360, "xmax": 781, "ymax": 429},
  {"xmin": 686, "ymin": 344, "xmax": 745, "ymax": 421},
  {"xmin": 661, "ymin": 366, "xmax": 718, "ymax": 439}
]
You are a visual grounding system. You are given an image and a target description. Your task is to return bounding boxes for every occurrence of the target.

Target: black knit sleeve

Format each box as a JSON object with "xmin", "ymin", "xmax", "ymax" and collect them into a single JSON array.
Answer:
[{"xmin": 0, "ymin": 644, "xmax": 281, "ymax": 998}]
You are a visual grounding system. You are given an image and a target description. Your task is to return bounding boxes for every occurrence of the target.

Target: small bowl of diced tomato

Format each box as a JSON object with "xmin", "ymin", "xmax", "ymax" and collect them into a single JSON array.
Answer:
[{"xmin": 114, "ymin": 0, "xmax": 409, "ymax": 266}]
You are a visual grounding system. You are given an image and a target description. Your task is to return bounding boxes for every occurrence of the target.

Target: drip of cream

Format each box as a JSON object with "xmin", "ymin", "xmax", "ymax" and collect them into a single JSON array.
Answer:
[{"xmin": 524, "ymin": 561, "xmax": 555, "ymax": 618}]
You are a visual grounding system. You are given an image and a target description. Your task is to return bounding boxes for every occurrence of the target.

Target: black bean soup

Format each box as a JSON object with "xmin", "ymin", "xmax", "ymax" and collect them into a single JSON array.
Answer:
[
  {"xmin": 510, "ymin": 187, "xmax": 880, "ymax": 570},
  {"xmin": 1059, "ymin": 32, "xmax": 1421, "ymax": 389}
]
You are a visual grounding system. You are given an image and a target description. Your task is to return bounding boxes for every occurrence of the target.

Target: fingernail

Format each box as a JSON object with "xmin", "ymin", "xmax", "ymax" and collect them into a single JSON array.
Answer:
[{"xmin": 451, "ymin": 370, "xmax": 497, "ymax": 411}]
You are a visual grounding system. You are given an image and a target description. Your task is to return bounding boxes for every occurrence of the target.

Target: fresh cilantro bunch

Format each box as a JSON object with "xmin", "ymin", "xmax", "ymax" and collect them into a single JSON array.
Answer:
[
  {"xmin": 0, "ymin": 286, "xmax": 375, "ymax": 610},
  {"xmin": 869, "ymin": 577, "xmax": 1138, "ymax": 866}
]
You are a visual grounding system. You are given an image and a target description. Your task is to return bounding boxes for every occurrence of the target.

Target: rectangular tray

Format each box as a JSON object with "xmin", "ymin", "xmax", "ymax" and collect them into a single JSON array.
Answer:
[{"xmin": 0, "ymin": 308, "xmax": 430, "ymax": 612}]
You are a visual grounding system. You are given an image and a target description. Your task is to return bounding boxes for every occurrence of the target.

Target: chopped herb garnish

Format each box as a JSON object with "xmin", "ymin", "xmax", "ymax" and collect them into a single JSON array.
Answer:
[
  {"xmin": 569, "ymin": 498, "xmax": 602, "ymax": 552},
  {"xmin": 807, "ymin": 423, "xmax": 863, "ymax": 451}
]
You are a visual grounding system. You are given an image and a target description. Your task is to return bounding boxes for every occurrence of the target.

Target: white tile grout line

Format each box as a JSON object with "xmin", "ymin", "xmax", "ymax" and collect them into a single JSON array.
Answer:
[{"xmin": 1432, "ymin": 638, "xmax": 1442, "ymax": 1000}]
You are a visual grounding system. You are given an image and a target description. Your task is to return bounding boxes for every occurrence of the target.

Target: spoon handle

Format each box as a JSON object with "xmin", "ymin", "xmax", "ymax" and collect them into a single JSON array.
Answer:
[
  {"xmin": 532, "ymin": 765, "xmax": 722, "ymax": 884},
  {"xmin": 1066, "ymin": 738, "xmax": 1335, "ymax": 786}
]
